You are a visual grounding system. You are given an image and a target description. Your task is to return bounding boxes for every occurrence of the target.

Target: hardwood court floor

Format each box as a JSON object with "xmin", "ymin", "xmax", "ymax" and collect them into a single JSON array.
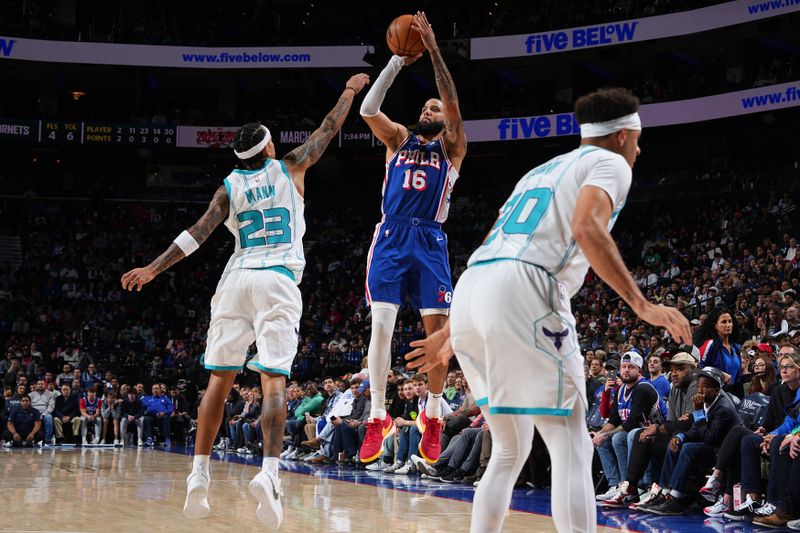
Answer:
[{"xmin": 0, "ymin": 447, "xmax": 637, "ymax": 533}]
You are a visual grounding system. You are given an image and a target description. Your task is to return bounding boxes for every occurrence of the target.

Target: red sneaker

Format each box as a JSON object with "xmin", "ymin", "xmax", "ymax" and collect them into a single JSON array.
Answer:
[
  {"xmin": 358, "ymin": 416, "xmax": 395, "ymax": 463},
  {"xmin": 417, "ymin": 411, "xmax": 442, "ymax": 463}
]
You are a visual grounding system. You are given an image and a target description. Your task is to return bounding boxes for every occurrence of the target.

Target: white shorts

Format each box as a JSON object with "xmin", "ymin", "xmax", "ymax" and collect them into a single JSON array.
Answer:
[
  {"xmin": 450, "ymin": 259, "xmax": 586, "ymax": 417},
  {"xmin": 203, "ymin": 268, "xmax": 301, "ymax": 376}
]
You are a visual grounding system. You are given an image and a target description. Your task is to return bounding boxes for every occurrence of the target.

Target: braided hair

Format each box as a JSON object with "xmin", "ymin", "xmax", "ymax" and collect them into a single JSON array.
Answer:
[{"xmin": 234, "ymin": 122, "xmax": 268, "ymax": 169}]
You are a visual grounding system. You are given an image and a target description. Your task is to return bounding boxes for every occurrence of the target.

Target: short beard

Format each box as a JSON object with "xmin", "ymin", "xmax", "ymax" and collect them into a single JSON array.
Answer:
[
  {"xmin": 620, "ymin": 374, "xmax": 640, "ymax": 385},
  {"xmin": 416, "ymin": 120, "xmax": 445, "ymax": 137}
]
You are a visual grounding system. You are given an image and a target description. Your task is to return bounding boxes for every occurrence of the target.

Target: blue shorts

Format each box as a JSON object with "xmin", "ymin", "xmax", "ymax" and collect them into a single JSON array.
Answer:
[{"xmin": 365, "ymin": 215, "xmax": 453, "ymax": 311}]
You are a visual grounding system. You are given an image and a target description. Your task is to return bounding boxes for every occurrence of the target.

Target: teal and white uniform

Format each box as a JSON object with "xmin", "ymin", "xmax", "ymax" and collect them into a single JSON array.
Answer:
[
  {"xmin": 204, "ymin": 159, "xmax": 304, "ymax": 376},
  {"xmin": 450, "ymin": 146, "xmax": 631, "ymax": 416}
]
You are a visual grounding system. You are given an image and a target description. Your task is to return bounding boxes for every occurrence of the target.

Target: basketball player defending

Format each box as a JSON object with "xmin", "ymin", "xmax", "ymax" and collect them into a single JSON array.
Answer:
[
  {"xmin": 406, "ymin": 88, "xmax": 692, "ymax": 533},
  {"xmin": 358, "ymin": 11, "xmax": 466, "ymax": 465},
  {"xmin": 120, "ymin": 73, "xmax": 369, "ymax": 528}
]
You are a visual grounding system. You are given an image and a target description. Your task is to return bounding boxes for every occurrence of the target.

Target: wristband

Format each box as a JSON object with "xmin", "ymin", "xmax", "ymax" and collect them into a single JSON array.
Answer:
[
  {"xmin": 173, "ymin": 230, "xmax": 200, "ymax": 256},
  {"xmin": 344, "ymin": 87, "xmax": 357, "ymax": 96}
]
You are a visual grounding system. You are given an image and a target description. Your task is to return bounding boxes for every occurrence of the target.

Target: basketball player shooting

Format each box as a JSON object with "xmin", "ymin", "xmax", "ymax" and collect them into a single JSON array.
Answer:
[
  {"xmin": 405, "ymin": 88, "xmax": 692, "ymax": 533},
  {"xmin": 120, "ymin": 73, "xmax": 369, "ymax": 528},
  {"xmin": 358, "ymin": 11, "xmax": 467, "ymax": 466}
]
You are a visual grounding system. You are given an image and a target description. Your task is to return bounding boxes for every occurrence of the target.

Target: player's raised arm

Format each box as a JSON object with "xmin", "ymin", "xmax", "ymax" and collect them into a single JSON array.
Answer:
[
  {"xmin": 283, "ymin": 73, "xmax": 370, "ymax": 187},
  {"xmin": 412, "ymin": 11, "xmax": 466, "ymax": 163},
  {"xmin": 572, "ymin": 185, "xmax": 692, "ymax": 345},
  {"xmin": 360, "ymin": 55, "xmax": 421, "ymax": 153},
  {"xmin": 120, "ymin": 184, "xmax": 229, "ymax": 292}
]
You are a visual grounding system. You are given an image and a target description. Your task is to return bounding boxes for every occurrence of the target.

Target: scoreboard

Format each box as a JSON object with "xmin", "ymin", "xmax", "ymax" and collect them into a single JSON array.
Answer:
[{"xmin": 1, "ymin": 119, "xmax": 177, "ymax": 147}]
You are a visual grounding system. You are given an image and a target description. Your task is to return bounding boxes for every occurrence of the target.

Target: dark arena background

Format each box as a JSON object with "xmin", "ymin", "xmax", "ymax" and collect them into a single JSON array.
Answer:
[{"xmin": 1, "ymin": 1, "xmax": 800, "ymax": 532}]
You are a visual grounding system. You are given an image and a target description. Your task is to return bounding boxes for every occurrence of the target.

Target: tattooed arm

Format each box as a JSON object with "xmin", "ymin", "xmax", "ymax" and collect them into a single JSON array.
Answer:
[
  {"xmin": 412, "ymin": 11, "xmax": 467, "ymax": 169},
  {"xmin": 120, "ymin": 184, "xmax": 229, "ymax": 292},
  {"xmin": 283, "ymin": 73, "xmax": 370, "ymax": 195}
]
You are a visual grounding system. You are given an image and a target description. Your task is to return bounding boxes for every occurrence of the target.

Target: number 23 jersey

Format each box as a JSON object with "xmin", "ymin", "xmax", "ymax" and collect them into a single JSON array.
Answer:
[
  {"xmin": 382, "ymin": 135, "xmax": 459, "ymax": 222},
  {"xmin": 221, "ymin": 159, "xmax": 306, "ymax": 283},
  {"xmin": 468, "ymin": 146, "xmax": 631, "ymax": 297}
]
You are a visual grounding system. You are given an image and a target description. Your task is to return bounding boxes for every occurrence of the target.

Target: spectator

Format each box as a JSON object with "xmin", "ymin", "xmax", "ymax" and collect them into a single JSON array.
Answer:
[
  {"xmin": 744, "ymin": 354, "xmax": 778, "ymax": 396},
  {"xmin": 169, "ymin": 385, "xmax": 194, "ymax": 445},
  {"xmin": 56, "ymin": 364, "xmax": 73, "ymax": 387},
  {"xmin": 2, "ymin": 395, "xmax": 43, "ymax": 447},
  {"xmin": 79, "ymin": 388, "xmax": 102, "ymax": 445},
  {"xmin": 53, "ymin": 384, "xmax": 81, "ymax": 443},
  {"xmin": 697, "ymin": 308, "xmax": 742, "ymax": 395},
  {"xmin": 142, "ymin": 383, "xmax": 173, "ymax": 446},
  {"xmin": 646, "ymin": 355, "xmax": 670, "ymax": 401},
  {"xmin": 28, "ymin": 379, "xmax": 56, "ymax": 445},
  {"xmin": 120, "ymin": 388, "xmax": 144, "ymax": 446},
  {"xmin": 100, "ymin": 390, "xmax": 122, "ymax": 445}
]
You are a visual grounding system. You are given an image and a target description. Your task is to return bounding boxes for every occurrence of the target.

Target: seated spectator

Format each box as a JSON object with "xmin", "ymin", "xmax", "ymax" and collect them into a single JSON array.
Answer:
[
  {"xmin": 328, "ymin": 378, "xmax": 370, "ymax": 464},
  {"xmin": 169, "ymin": 385, "xmax": 195, "ymax": 445},
  {"xmin": 56, "ymin": 364, "xmax": 73, "ymax": 388},
  {"xmin": 142, "ymin": 383, "xmax": 174, "ymax": 446},
  {"xmin": 307, "ymin": 376, "xmax": 360, "ymax": 463},
  {"xmin": 646, "ymin": 355, "xmax": 670, "ymax": 401},
  {"xmin": 53, "ymin": 384, "xmax": 81, "ymax": 443},
  {"xmin": 29, "ymin": 379, "xmax": 56, "ymax": 446},
  {"xmin": 120, "ymin": 388, "xmax": 144, "ymax": 446},
  {"xmin": 101, "ymin": 390, "xmax": 122, "ymax": 445},
  {"xmin": 593, "ymin": 352, "xmax": 664, "ymax": 501},
  {"xmin": 79, "ymin": 388, "xmax": 102, "ymax": 445},
  {"xmin": 413, "ymin": 412, "xmax": 486, "ymax": 483},
  {"xmin": 743, "ymin": 354, "xmax": 778, "ymax": 396},
  {"xmin": 639, "ymin": 367, "xmax": 743, "ymax": 515},
  {"xmin": 2, "ymin": 394, "xmax": 42, "ymax": 447},
  {"xmin": 752, "ymin": 412, "xmax": 800, "ymax": 528},
  {"xmin": 602, "ymin": 351, "xmax": 698, "ymax": 508}
]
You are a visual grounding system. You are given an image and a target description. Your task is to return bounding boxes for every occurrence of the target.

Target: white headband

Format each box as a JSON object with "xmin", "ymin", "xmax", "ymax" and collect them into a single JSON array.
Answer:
[
  {"xmin": 234, "ymin": 125, "xmax": 271, "ymax": 159},
  {"xmin": 580, "ymin": 112, "xmax": 641, "ymax": 138}
]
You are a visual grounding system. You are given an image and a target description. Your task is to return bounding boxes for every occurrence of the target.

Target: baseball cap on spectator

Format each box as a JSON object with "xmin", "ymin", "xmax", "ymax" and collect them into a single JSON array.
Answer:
[
  {"xmin": 357, "ymin": 378, "xmax": 370, "ymax": 393},
  {"xmin": 756, "ymin": 343, "xmax": 774, "ymax": 355},
  {"xmin": 785, "ymin": 289, "xmax": 797, "ymax": 298},
  {"xmin": 670, "ymin": 352, "xmax": 698, "ymax": 367},
  {"xmin": 690, "ymin": 319, "xmax": 701, "ymax": 326},
  {"xmin": 620, "ymin": 351, "xmax": 644, "ymax": 369},
  {"xmin": 790, "ymin": 330, "xmax": 800, "ymax": 339},
  {"xmin": 603, "ymin": 359, "xmax": 620, "ymax": 371},
  {"xmin": 698, "ymin": 366, "xmax": 725, "ymax": 389}
]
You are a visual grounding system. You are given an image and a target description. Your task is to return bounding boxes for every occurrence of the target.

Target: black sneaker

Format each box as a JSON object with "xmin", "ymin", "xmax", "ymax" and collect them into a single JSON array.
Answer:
[
  {"xmin": 464, "ymin": 466, "xmax": 486, "ymax": 483},
  {"xmin": 636, "ymin": 493, "xmax": 667, "ymax": 513},
  {"xmin": 432, "ymin": 465, "xmax": 454, "ymax": 481},
  {"xmin": 723, "ymin": 496, "xmax": 762, "ymax": 521},
  {"xmin": 441, "ymin": 468, "xmax": 467, "ymax": 483},
  {"xmin": 649, "ymin": 496, "xmax": 690, "ymax": 516}
]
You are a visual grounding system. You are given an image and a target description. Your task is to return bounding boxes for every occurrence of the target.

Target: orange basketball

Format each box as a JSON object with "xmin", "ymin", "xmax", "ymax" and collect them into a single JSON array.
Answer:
[{"xmin": 386, "ymin": 14, "xmax": 425, "ymax": 57}]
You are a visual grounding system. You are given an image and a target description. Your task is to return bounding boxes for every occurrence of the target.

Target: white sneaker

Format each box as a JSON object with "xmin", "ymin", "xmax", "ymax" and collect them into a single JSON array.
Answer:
[
  {"xmin": 92, "ymin": 438, "xmax": 100, "ymax": 445},
  {"xmin": 383, "ymin": 462, "xmax": 403, "ymax": 473},
  {"xmin": 249, "ymin": 470, "xmax": 283, "ymax": 529},
  {"xmin": 82, "ymin": 438, "xmax": 89, "ymax": 446},
  {"xmin": 50, "ymin": 436, "xmax": 57, "ymax": 446},
  {"xmin": 279, "ymin": 447, "xmax": 295, "ymax": 460},
  {"xmin": 183, "ymin": 471, "xmax": 210, "ymax": 519},
  {"xmin": 303, "ymin": 451, "xmax": 321, "ymax": 462},
  {"xmin": 137, "ymin": 440, "xmax": 144, "ymax": 447},
  {"xmin": 703, "ymin": 497, "xmax": 730, "ymax": 517},
  {"xmin": 113, "ymin": 439, "xmax": 121, "ymax": 446},
  {"xmin": 394, "ymin": 461, "xmax": 415, "ymax": 475},
  {"xmin": 700, "ymin": 474, "xmax": 723, "ymax": 502},
  {"xmin": 755, "ymin": 502, "xmax": 776, "ymax": 517},
  {"xmin": 787, "ymin": 517, "xmax": 800, "ymax": 530},
  {"xmin": 411, "ymin": 455, "xmax": 438, "ymax": 477},
  {"xmin": 365, "ymin": 461, "xmax": 387, "ymax": 471},
  {"xmin": 596, "ymin": 485, "xmax": 619, "ymax": 501}
]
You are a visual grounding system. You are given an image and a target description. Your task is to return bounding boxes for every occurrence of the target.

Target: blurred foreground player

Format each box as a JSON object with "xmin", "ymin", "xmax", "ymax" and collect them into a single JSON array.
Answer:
[
  {"xmin": 121, "ymin": 74, "xmax": 369, "ymax": 528},
  {"xmin": 406, "ymin": 88, "xmax": 692, "ymax": 532}
]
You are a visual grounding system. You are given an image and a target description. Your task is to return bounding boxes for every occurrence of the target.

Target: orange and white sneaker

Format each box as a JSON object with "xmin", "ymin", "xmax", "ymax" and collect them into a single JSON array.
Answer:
[
  {"xmin": 417, "ymin": 411, "xmax": 442, "ymax": 463},
  {"xmin": 359, "ymin": 415, "xmax": 395, "ymax": 463}
]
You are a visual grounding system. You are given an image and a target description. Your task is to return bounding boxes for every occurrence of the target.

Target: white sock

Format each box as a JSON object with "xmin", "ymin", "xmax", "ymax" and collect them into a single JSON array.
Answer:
[
  {"xmin": 192, "ymin": 454, "xmax": 210, "ymax": 476},
  {"xmin": 426, "ymin": 393, "xmax": 442, "ymax": 418},
  {"xmin": 262, "ymin": 457, "xmax": 279, "ymax": 475},
  {"xmin": 367, "ymin": 305, "xmax": 397, "ymax": 420},
  {"xmin": 661, "ymin": 488, "xmax": 670, "ymax": 496},
  {"xmin": 670, "ymin": 489, "xmax": 683, "ymax": 499}
]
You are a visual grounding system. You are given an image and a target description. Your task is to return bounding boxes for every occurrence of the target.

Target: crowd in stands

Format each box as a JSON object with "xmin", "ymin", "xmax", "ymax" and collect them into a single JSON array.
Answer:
[{"xmin": 1, "ymin": 168, "xmax": 799, "ymax": 526}]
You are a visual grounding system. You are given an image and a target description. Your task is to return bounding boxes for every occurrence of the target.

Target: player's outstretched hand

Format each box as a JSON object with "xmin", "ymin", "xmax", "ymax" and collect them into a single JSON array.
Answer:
[
  {"xmin": 411, "ymin": 11, "xmax": 437, "ymax": 52},
  {"xmin": 402, "ymin": 53, "xmax": 424, "ymax": 66},
  {"xmin": 345, "ymin": 73, "xmax": 370, "ymax": 95},
  {"xmin": 120, "ymin": 266, "xmax": 157, "ymax": 292},
  {"xmin": 636, "ymin": 302, "xmax": 692, "ymax": 346},
  {"xmin": 405, "ymin": 327, "xmax": 453, "ymax": 373}
]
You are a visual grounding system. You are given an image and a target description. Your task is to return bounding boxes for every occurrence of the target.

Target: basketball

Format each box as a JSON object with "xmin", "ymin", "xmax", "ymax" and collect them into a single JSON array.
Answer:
[{"xmin": 386, "ymin": 14, "xmax": 425, "ymax": 57}]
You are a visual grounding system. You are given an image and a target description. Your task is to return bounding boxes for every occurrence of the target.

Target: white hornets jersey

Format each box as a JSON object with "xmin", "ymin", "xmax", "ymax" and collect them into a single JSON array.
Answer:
[
  {"xmin": 221, "ymin": 159, "xmax": 306, "ymax": 283},
  {"xmin": 468, "ymin": 145, "xmax": 631, "ymax": 296}
]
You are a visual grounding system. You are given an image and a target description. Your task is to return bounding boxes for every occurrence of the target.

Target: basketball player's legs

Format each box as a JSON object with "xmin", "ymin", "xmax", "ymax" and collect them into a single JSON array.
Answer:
[
  {"xmin": 417, "ymin": 312, "xmax": 449, "ymax": 461},
  {"xmin": 184, "ymin": 369, "xmax": 237, "ymax": 519},
  {"xmin": 470, "ymin": 412, "xmax": 535, "ymax": 533},
  {"xmin": 366, "ymin": 302, "xmax": 399, "ymax": 422},
  {"xmin": 532, "ymin": 409, "xmax": 596, "ymax": 533}
]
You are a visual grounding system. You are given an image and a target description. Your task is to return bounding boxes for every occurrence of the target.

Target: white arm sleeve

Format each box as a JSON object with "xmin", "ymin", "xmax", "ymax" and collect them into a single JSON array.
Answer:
[{"xmin": 360, "ymin": 55, "xmax": 405, "ymax": 117}]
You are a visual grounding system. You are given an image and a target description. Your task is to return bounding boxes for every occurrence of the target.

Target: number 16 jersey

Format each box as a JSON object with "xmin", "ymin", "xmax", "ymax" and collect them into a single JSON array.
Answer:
[
  {"xmin": 382, "ymin": 135, "xmax": 459, "ymax": 222},
  {"xmin": 221, "ymin": 159, "xmax": 306, "ymax": 283}
]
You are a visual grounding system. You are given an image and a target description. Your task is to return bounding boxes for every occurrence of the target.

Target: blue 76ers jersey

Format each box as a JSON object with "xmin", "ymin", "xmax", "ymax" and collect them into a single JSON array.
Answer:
[{"xmin": 382, "ymin": 135, "xmax": 459, "ymax": 222}]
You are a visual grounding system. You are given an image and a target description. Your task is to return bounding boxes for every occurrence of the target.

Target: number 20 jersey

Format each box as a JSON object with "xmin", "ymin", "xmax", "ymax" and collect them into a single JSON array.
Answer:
[
  {"xmin": 468, "ymin": 146, "xmax": 632, "ymax": 297},
  {"xmin": 221, "ymin": 159, "xmax": 306, "ymax": 283},
  {"xmin": 382, "ymin": 135, "xmax": 459, "ymax": 222}
]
